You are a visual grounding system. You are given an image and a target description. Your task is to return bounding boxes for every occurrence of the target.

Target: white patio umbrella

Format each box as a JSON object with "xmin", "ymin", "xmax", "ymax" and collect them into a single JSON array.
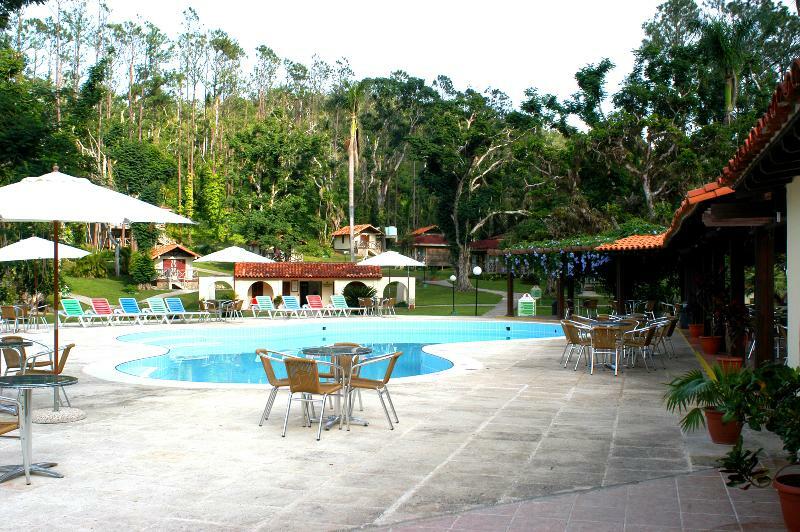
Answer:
[
  {"xmin": 0, "ymin": 236, "xmax": 89, "ymax": 262},
  {"xmin": 358, "ymin": 251, "xmax": 424, "ymax": 304},
  {"xmin": 0, "ymin": 168, "xmax": 193, "ymax": 369},
  {"xmin": 195, "ymin": 246, "xmax": 273, "ymax": 298},
  {"xmin": 194, "ymin": 246, "xmax": 274, "ymax": 264},
  {"xmin": 0, "ymin": 236, "xmax": 90, "ymax": 310}
]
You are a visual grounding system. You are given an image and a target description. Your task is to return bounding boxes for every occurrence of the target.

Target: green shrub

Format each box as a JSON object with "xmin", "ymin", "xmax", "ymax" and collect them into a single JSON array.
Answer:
[
  {"xmin": 70, "ymin": 251, "xmax": 110, "ymax": 278},
  {"xmin": 342, "ymin": 283, "xmax": 376, "ymax": 308},
  {"xmin": 129, "ymin": 252, "xmax": 157, "ymax": 285}
]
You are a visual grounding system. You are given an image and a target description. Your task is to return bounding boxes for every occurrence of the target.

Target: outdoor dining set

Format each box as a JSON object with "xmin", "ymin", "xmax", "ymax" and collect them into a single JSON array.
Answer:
[
  {"xmin": 255, "ymin": 343, "xmax": 402, "ymax": 441},
  {"xmin": 560, "ymin": 306, "xmax": 679, "ymax": 376}
]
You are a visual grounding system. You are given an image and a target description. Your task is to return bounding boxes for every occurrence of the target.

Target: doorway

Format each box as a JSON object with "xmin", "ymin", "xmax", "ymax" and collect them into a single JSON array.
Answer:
[{"xmin": 299, "ymin": 281, "xmax": 322, "ymax": 304}]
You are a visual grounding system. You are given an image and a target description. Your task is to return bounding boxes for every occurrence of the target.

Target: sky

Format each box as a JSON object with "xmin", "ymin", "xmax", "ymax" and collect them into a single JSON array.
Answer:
[{"xmin": 24, "ymin": 0, "xmax": 796, "ymax": 107}]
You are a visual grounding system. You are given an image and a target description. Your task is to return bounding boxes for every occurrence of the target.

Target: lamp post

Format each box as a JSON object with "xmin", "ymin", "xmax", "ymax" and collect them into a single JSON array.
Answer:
[
  {"xmin": 449, "ymin": 274, "xmax": 457, "ymax": 315},
  {"xmin": 473, "ymin": 266, "xmax": 482, "ymax": 316}
]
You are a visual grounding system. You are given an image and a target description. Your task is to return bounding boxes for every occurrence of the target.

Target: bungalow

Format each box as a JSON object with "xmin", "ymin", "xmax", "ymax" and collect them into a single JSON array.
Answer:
[
  {"xmin": 150, "ymin": 243, "xmax": 199, "ymax": 289},
  {"xmin": 470, "ymin": 235, "xmax": 505, "ymax": 273},
  {"xmin": 231, "ymin": 262, "xmax": 415, "ymax": 308},
  {"xmin": 331, "ymin": 224, "xmax": 384, "ymax": 257},
  {"xmin": 410, "ymin": 225, "xmax": 450, "ymax": 267}
]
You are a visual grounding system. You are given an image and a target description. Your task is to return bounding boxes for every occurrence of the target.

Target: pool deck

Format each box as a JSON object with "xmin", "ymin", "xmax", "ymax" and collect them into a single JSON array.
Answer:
[{"xmin": 0, "ymin": 316, "xmax": 787, "ymax": 530}]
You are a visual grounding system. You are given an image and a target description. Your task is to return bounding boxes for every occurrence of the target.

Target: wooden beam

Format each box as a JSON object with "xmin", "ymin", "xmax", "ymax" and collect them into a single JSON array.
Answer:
[{"xmin": 754, "ymin": 227, "xmax": 775, "ymax": 367}]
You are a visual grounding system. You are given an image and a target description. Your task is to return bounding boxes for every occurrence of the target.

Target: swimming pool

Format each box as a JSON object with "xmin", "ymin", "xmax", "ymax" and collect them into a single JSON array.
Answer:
[{"xmin": 115, "ymin": 320, "xmax": 562, "ymax": 384}]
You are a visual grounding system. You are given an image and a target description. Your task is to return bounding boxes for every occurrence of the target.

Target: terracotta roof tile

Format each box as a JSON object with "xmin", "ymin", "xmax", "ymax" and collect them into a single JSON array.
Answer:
[
  {"xmin": 235, "ymin": 262, "xmax": 382, "ymax": 279},
  {"xmin": 595, "ymin": 234, "xmax": 665, "ymax": 251},
  {"xmin": 330, "ymin": 224, "xmax": 382, "ymax": 237},
  {"xmin": 469, "ymin": 237, "xmax": 504, "ymax": 250},
  {"xmin": 413, "ymin": 234, "xmax": 448, "ymax": 246},
  {"xmin": 150, "ymin": 243, "xmax": 199, "ymax": 259},
  {"xmin": 410, "ymin": 225, "xmax": 438, "ymax": 236}
]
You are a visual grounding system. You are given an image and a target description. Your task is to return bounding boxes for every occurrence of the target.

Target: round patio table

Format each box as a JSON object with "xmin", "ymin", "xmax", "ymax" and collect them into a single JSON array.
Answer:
[
  {"xmin": 0, "ymin": 374, "xmax": 77, "ymax": 485},
  {"xmin": 301, "ymin": 345, "xmax": 372, "ymax": 429}
]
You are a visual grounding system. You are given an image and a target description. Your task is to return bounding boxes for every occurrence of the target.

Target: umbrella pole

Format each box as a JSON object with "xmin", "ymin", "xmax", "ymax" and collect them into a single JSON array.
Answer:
[
  {"xmin": 406, "ymin": 266, "xmax": 410, "ymax": 306},
  {"xmin": 53, "ymin": 221, "xmax": 59, "ymax": 375}
]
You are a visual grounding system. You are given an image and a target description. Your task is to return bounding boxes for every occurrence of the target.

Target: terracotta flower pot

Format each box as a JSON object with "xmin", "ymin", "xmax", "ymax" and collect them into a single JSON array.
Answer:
[
  {"xmin": 699, "ymin": 335, "xmax": 722, "ymax": 355},
  {"xmin": 703, "ymin": 408, "xmax": 742, "ymax": 445},
  {"xmin": 688, "ymin": 323, "xmax": 704, "ymax": 338},
  {"xmin": 774, "ymin": 467, "xmax": 800, "ymax": 532},
  {"xmin": 715, "ymin": 355, "xmax": 743, "ymax": 372}
]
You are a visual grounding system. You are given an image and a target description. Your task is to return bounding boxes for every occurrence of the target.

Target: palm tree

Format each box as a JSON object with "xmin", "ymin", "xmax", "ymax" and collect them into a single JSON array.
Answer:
[
  {"xmin": 345, "ymin": 81, "xmax": 365, "ymax": 261},
  {"xmin": 700, "ymin": 17, "xmax": 754, "ymax": 125}
]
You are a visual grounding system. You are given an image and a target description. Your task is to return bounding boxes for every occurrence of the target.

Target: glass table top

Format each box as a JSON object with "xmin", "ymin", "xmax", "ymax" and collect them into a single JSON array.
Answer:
[{"xmin": 0, "ymin": 375, "xmax": 77, "ymax": 389}]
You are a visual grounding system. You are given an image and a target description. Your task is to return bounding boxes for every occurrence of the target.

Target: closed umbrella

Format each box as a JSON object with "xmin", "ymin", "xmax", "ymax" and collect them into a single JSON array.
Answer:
[
  {"xmin": 0, "ymin": 167, "xmax": 193, "ymax": 369},
  {"xmin": 358, "ymin": 251, "xmax": 424, "ymax": 304},
  {"xmin": 195, "ymin": 246, "xmax": 274, "ymax": 298}
]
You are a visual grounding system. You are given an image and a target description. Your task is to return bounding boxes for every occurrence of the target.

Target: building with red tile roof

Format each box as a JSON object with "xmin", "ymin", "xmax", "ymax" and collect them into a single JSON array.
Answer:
[
  {"xmin": 331, "ymin": 224, "xmax": 384, "ymax": 258},
  {"xmin": 150, "ymin": 243, "xmax": 200, "ymax": 286},
  {"xmin": 409, "ymin": 226, "xmax": 450, "ymax": 266}
]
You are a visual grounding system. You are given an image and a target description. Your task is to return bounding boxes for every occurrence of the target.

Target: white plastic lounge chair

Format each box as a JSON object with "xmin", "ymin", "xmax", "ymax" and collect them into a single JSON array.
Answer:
[
  {"xmin": 164, "ymin": 297, "xmax": 209, "ymax": 322},
  {"xmin": 117, "ymin": 298, "xmax": 152, "ymax": 324},
  {"xmin": 280, "ymin": 296, "xmax": 308, "ymax": 318},
  {"xmin": 252, "ymin": 296, "xmax": 280, "ymax": 318},
  {"xmin": 90, "ymin": 298, "xmax": 118, "ymax": 326},
  {"xmin": 303, "ymin": 295, "xmax": 331, "ymax": 318},
  {"xmin": 329, "ymin": 295, "xmax": 364, "ymax": 316},
  {"xmin": 58, "ymin": 299, "xmax": 106, "ymax": 327},
  {"xmin": 145, "ymin": 297, "xmax": 176, "ymax": 323}
]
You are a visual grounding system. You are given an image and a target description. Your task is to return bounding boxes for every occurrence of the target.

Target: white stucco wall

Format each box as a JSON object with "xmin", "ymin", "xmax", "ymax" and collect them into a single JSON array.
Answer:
[{"xmin": 787, "ymin": 177, "xmax": 800, "ymax": 367}]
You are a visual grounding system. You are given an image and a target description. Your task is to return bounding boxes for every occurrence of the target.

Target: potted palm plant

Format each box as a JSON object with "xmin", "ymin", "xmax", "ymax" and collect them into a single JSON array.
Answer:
[
  {"xmin": 664, "ymin": 356, "xmax": 755, "ymax": 445},
  {"xmin": 717, "ymin": 364, "xmax": 800, "ymax": 530}
]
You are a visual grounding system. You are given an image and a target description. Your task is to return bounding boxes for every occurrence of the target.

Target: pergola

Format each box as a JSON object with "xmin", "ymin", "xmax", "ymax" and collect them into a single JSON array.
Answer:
[{"xmin": 496, "ymin": 58, "xmax": 800, "ymax": 369}]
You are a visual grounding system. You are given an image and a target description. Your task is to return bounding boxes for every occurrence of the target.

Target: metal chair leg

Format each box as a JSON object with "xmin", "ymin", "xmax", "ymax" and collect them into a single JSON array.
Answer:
[
  {"xmin": 317, "ymin": 394, "xmax": 327, "ymax": 440},
  {"xmin": 383, "ymin": 387, "xmax": 399, "ymax": 423},
  {"xmin": 377, "ymin": 390, "xmax": 394, "ymax": 430},
  {"xmin": 259, "ymin": 387, "xmax": 278, "ymax": 426},
  {"xmin": 281, "ymin": 393, "xmax": 292, "ymax": 437}
]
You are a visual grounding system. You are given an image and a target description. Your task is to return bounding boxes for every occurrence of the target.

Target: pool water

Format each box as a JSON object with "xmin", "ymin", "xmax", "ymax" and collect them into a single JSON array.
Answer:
[{"xmin": 115, "ymin": 320, "xmax": 562, "ymax": 384}]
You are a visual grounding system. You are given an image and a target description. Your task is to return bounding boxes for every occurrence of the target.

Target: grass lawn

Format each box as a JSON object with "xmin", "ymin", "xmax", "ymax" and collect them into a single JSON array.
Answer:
[
  {"xmin": 64, "ymin": 275, "xmax": 170, "ymax": 303},
  {"xmin": 193, "ymin": 262, "xmax": 234, "ymax": 276}
]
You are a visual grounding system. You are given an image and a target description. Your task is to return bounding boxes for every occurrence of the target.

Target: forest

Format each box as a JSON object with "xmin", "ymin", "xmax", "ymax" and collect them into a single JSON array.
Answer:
[{"xmin": 1, "ymin": 0, "xmax": 800, "ymax": 295}]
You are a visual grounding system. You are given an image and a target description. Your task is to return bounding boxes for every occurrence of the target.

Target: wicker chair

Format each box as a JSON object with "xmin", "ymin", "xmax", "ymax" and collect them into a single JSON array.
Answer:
[
  {"xmin": 282, "ymin": 357, "xmax": 343, "ymax": 440},
  {"xmin": 582, "ymin": 299, "xmax": 598, "ymax": 318},
  {"xmin": 622, "ymin": 326, "xmax": 658, "ymax": 371},
  {"xmin": 560, "ymin": 320, "xmax": 591, "ymax": 368},
  {"xmin": 24, "ymin": 343, "xmax": 76, "ymax": 408},
  {"xmin": 255, "ymin": 349, "xmax": 291, "ymax": 426},
  {"xmin": 581, "ymin": 326, "xmax": 621, "ymax": 375},
  {"xmin": 1, "ymin": 336, "xmax": 52, "ymax": 376},
  {"xmin": 347, "ymin": 351, "xmax": 402, "ymax": 430},
  {"xmin": 0, "ymin": 395, "xmax": 19, "ymax": 437}
]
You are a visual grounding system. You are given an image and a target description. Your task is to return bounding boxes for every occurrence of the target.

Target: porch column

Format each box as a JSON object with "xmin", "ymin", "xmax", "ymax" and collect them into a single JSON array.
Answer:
[
  {"xmin": 729, "ymin": 236, "xmax": 746, "ymax": 357},
  {"xmin": 615, "ymin": 256, "xmax": 624, "ymax": 314},
  {"xmin": 754, "ymin": 226, "xmax": 775, "ymax": 367},
  {"xmin": 787, "ymin": 178, "xmax": 800, "ymax": 367},
  {"xmin": 506, "ymin": 270, "xmax": 514, "ymax": 317},
  {"xmin": 556, "ymin": 274, "xmax": 565, "ymax": 318}
]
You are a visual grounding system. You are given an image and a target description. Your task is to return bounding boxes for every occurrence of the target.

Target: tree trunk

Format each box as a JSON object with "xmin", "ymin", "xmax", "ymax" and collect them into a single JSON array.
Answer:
[
  {"xmin": 348, "ymin": 115, "xmax": 357, "ymax": 261},
  {"xmin": 456, "ymin": 245, "xmax": 473, "ymax": 291}
]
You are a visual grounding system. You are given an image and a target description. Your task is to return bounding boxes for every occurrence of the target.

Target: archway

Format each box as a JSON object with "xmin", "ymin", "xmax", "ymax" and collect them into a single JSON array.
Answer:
[
  {"xmin": 341, "ymin": 281, "xmax": 372, "ymax": 308},
  {"xmin": 214, "ymin": 280, "xmax": 234, "ymax": 300},
  {"xmin": 382, "ymin": 280, "xmax": 409, "ymax": 305},
  {"xmin": 248, "ymin": 281, "xmax": 273, "ymax": 300}
]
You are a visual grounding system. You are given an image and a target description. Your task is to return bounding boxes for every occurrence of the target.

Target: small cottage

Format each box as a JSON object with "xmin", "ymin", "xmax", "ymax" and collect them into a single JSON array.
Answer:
[
  {"xmin": 470, "ymin": 235, "xmax": 505, "ymax": 273},
  {"xmin": 410, "ymin": 225, "xmax": 450, "ymax": 267},
  {"xmin": 331, "ymin": 224, "xmax": 384, "ymax": 257},
  {"xmin": 150, "ymin": 243, "xmax": 199, "ymax": 289}
]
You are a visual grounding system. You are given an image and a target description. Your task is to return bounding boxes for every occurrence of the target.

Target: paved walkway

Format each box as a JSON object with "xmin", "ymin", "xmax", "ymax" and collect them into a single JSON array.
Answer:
[
  {"xmin": 376, "ymin": 468, "xmax": 786, "ymax": 531},
  {"xmin": 0, "ymin": 318, "xmax": 787, "ymax": 530}
]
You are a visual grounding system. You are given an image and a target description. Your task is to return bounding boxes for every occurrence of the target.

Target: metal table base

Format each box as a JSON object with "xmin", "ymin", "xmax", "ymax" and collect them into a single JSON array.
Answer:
[{"xmin": 0, "ymin": 462, "xmax": 61, "ymax": 483}]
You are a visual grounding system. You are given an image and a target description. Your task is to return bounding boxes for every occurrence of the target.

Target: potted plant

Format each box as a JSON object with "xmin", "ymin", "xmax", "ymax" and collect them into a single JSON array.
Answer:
[
  {"xmin": 717, "ymin": 364, "xmax": 800, "ymax": 530},
  {"xmin": 713, "ymin": 300, "xmax": 750, "ymax": 370},
  {"xmin": 664, "ymin": 356, "xmax": 755, "ymax": 445}
]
